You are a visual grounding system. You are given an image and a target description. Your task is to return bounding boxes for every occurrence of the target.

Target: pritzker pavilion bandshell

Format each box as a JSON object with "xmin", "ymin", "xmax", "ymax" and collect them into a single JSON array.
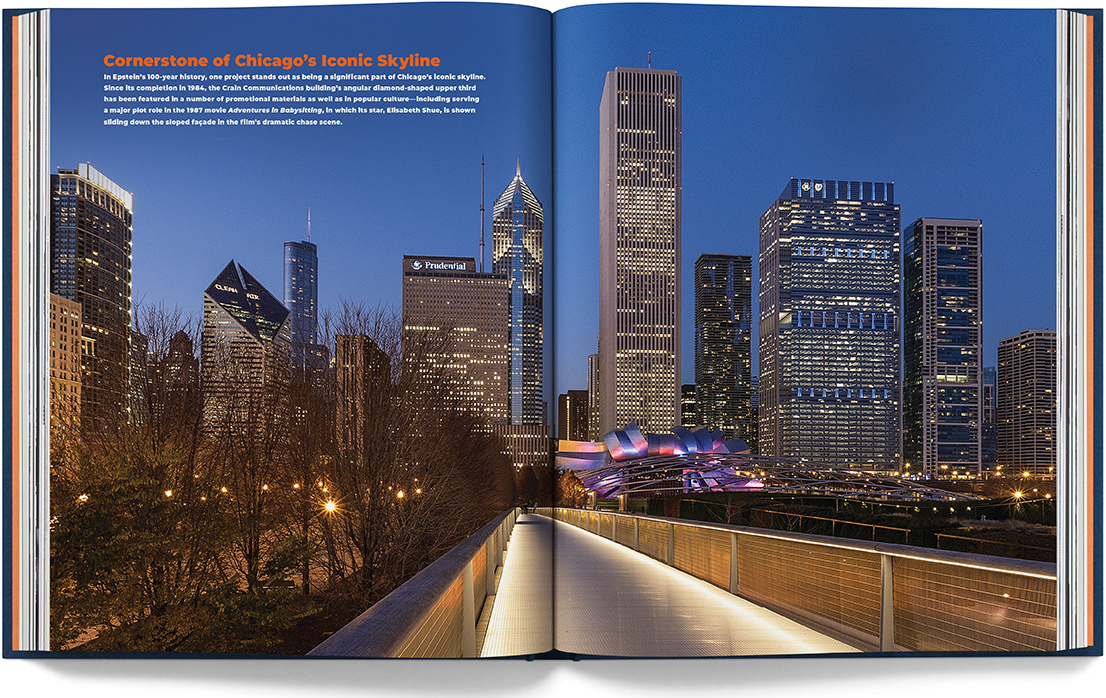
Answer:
[{"xmin": 557, "ymin": 423, "xmax": 978, "ymax": 503}]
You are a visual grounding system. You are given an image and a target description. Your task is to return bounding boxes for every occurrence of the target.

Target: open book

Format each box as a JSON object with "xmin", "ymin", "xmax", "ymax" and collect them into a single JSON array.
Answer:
[{"xmin": 4, "ymin": 2, "xmax": 1100, "ymax": 659}]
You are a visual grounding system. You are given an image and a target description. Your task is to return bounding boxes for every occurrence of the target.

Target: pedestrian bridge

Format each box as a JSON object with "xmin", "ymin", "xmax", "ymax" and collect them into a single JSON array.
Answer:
[{"xmin": 309, "ymin": 508, "xmax": 1056, "ymax": 658}]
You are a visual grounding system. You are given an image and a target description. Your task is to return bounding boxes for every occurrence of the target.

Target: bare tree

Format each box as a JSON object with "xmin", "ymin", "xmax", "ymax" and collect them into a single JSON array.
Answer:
[{"xmin": 317, "ymin": 301, "xmax": 514, "ymax": 607}]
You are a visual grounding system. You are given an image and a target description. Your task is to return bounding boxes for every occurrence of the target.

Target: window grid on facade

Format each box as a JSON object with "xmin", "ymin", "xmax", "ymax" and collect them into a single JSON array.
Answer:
[
  {"xmin": 758, "ymin": 178, "xmax": 901, "ymax": 471},
  {"xmin": 903, "ymin": 218, "xmax": 984, "ymax": 478},
  {"xmin": 599, "ymin": 67, "xmax": 681, "ymax": 434}
]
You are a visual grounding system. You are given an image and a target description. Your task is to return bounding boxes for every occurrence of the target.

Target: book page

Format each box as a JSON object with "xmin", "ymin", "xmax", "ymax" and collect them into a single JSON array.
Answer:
[
  {"xmin": 550, "ymin": 3, "xmax": 1066, "ymax": 657},
  {"xmin": 36, "ymin": 2, "xmax": 553, "ymax": 656}
]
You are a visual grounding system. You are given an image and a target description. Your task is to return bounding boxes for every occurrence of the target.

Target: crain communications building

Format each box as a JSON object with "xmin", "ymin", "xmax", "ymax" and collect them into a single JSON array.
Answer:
[
  {"xmin": 759, "ymin": 178, "xmax": 901, "ymax": 471},
  {"xmin": 598, "ymin": 66, "xmax": 681, "ymax": 434},
  {"xmin": 201, "ymin": 261, "xmax": 291, "ymax": 427}
]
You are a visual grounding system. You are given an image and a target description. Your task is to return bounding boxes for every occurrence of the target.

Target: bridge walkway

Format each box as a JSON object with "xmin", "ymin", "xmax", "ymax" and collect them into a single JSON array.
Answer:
[{"xmin": 481, "ymin": 514, "xmax": 859, "ymax": 657}]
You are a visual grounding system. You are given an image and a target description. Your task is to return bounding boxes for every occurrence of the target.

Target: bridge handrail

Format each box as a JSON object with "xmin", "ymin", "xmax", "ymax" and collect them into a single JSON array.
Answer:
[
  {"xmin": 540, "ymin": 507, "xmax": 1057, "ymax": 652},
  {"xmin": 549, "ymin": 508, "xmax": 1055, "ymax": 578},
  {"xmin": 308, "ymin": 507, "xmax": 520, "ymax": 658}
]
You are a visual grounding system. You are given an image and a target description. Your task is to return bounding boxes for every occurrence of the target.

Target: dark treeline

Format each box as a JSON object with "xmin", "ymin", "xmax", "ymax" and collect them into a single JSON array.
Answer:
[{"xmin": 50, "ymin": 301, "xmax": 532, "ymax": 653}]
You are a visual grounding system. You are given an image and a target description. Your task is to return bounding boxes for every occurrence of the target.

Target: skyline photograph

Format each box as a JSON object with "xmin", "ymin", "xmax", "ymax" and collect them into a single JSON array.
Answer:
[
  {"xmin": 49, "ymin": 4, "xmax": 554, "ymax": 395},
  {"xmin": 552, "ymin": 5, "xmax": 1055, "ymax": 400},
  {"xmin": 9, "ymin": 0, "xmax": 1094, "ymax": 668},
  {"xmin": 49, "ymin": 6, "xmax": 1059, "ymax": 411}
]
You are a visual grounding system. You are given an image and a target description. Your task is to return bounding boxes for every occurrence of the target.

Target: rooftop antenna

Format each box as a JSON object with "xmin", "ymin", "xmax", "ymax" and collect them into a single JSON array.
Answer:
[
  {"xmin": 480, "ymin": 156, "xmax": 486, "ymax": 272},
  {"xmin": 307, "ymin": 207, "xmax": 311, "ymax": 243},
  {"xmin": 648, "ymin": 51, "xmax": 652, "ymax": 69}
]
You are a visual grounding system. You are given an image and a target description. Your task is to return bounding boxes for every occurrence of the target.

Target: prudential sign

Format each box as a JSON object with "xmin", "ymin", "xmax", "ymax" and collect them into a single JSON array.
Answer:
[{"xmin": 410, "ymin": 259, "xmax": 470, "ymax": 272}]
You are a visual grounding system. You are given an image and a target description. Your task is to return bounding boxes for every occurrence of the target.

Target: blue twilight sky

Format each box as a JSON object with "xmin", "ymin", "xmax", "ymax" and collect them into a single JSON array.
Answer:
[
  {"xmin": 49, "ymin": 3, "xmax": 554, "ymax": 373},
  {"xmin": 551, "ymin": 4, "xmax": 1056, "ymax": 401},
  {"xmin": 49, "ymin": 3, "xmax": 1058, "ymax": 414}
]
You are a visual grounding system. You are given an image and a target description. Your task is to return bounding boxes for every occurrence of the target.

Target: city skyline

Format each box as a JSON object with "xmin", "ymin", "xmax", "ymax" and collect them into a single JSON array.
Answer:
[
  {"xmin": 48, "ymin": 4, "xmax": 554, "ymax": 403},
  {"xmin": 552, "ymin": 5, "xmax": 1055, "ymax": 401},
  {"xmin": 46, "ymin": 6, "xmax": 1057, "ymax": 429},
  {"xmin": 22, "ymin": 1, "xmax": 1090, "ymax": 670}
]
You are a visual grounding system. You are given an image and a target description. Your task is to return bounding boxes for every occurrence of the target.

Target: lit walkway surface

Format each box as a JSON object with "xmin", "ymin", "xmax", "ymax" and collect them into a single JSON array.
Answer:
[
  {"xmin": 483, "ymin": 514, "xmax": 858, "ymax": 657},
  {"xmin": 480, "ymin": 515, "xmax": 553, "ymax": 656}
]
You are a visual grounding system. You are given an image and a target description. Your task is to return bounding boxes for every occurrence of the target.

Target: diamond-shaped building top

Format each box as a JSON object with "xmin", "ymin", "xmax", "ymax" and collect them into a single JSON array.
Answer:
[{"xmin": 205, "ymin": 260, "xmax": 290, "ymax": 343}]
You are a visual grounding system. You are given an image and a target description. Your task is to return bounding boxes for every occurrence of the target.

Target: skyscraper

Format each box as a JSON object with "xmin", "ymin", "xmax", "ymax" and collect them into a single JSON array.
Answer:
[
  {"xmin": 284, "ymin": 239, "xmax": 328, "ymax": 382},
  {"xmin": 401, "ymin": 255, "xmax": 508, "ymax": 423},
  {"xmin": 557, "ymin": 390, "xmax": 589, "ymax": 441},
  {"xmin": 758, "ymin": 178, "xmax": 901, "ymax": 471},
  {"xmin": 492, "ymin": 162, "xmax": 544, "ymax": 425},
  {"xmin": 599, "ymin": 66, "xmax": 681, "ymax": 434},
  {"xmin": 996, "ymin": 330, "xmax": 1057, "ymax": 477},
  {"xmin": 335, "ymin": 334, "xmax": 390, "ymax": 465},
  {"xmin": 586, "ymin": 352, "xmax": 601, "ymax": 441},
  {"xmin": 51, "ymin": 163, "xmax": 133, "ymax": 429},
  {"xmin": 49, "ymin": 293, "xmax": 82, "ymax": 428},
  {"xmin": 128, "ymin": 330, "xmax": 150, "ymax": 427},
  {"xmin": 284, "ymin": 240, "xmax": 318, "ymax": 345},
  {"xmin": 680, "ymin": 384, "xmax": 698, "ymax": 429},
  {"xmin": 982, "ymin": 366, "xmax": 997, "ymax": 474},
  {"xmin": 147, "ymin": 330, "xmax": 200, "ymax": 426},
  {"xmin": 201, "ymin": 260, "xmax": 292, "ymax": 426},
  {"xmin": 694, "ymin": 254, "xmax": 753, "ymax": 442},
  {"xmin": 750, "ymin": 375, "xmax": 759, "ymax": 452},
  {"xmin": 903, "ymin": 218, "xmax": 983, "ymax": 478}
]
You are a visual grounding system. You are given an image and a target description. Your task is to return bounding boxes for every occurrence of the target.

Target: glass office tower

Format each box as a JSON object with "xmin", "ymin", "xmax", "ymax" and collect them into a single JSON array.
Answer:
[
  {"xmin": 758, "ymin": 178, "xmax": 900, "ymax": 471},
  {"xmin": 694, "ymin": 254, "xmax": 753, "ymax": 443},
  {"xmin": 903, "ymin": 218, "xmax": 983, "ymax": 478},
  {"xmin": 492, "ymin": 163, "xmax": 544, "ymax": 425},
  {"xmin": 283, "ymin": 240, "xmax": 318, "ymax": 346},
  {"xmin": 284, "ymin": 239, "xmax": 328, "ymax": 381},
  {"xmin": 51, "ymin": 163, "xmax": 133, "ymax": 430},
  {"xmin": 598, "ymin": 66, "xmax": 682, "ymax": 434}
]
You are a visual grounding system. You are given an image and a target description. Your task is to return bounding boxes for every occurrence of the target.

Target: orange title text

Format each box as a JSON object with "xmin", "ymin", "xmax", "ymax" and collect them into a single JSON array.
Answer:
[{"xmin": 103, "ymin": 53, "xmax": 441, "ymax": 71}]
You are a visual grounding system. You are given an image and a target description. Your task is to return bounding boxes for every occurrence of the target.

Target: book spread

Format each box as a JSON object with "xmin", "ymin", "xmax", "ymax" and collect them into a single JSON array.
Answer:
[{"xmin": 3, "ymin": 2, "xmax": 1101, "ymax": 659}]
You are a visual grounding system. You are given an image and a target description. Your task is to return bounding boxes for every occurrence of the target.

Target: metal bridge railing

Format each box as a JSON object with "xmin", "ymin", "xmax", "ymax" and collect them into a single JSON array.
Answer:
[
  {"xmin": 308, "ymin": 508, "xmax": 520, "ymax": 658},
  {"xmin": 538, "ymin": 507, "xmax": 1056, "ymax": 653}
]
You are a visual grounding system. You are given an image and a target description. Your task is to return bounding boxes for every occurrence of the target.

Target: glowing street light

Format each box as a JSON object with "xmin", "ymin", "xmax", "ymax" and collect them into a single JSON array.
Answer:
[{"xmin": 324, "ymin": 500, "xmax": 337, "ymax": 513}]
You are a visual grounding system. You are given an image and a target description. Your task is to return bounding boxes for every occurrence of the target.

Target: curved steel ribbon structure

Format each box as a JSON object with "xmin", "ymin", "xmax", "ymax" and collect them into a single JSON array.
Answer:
[{"xmin": 558, "ymin": 422, "xmax": 976, "ymax": 502}]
